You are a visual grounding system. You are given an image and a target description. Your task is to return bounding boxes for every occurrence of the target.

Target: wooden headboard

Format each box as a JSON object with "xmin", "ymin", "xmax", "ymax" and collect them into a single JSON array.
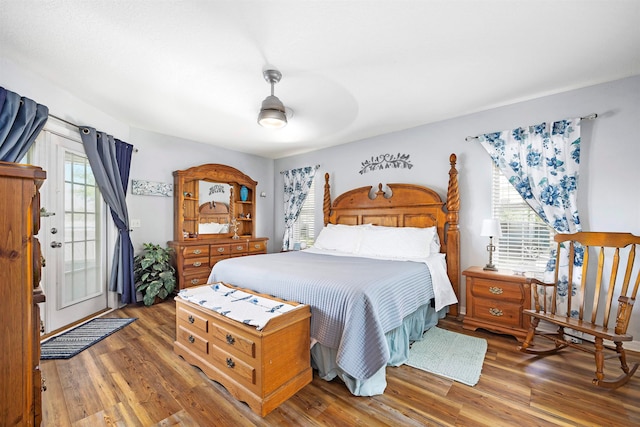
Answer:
[
  {"xmin": 199, "ymin": 201, "xmax": 229, "ymax": 224},
  {"xmin": 322, "ymin": 153, "xmax": 460, "ymax": 316}
]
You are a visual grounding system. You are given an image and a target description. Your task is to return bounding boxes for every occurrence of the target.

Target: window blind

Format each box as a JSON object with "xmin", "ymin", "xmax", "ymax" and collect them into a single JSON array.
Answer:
[
  {"xmin": 491, "ymin": 166, "xmax": 555, "ymax": 273},
  {"xmin": 292, "ymin": 178, "xmax": 316, "ymax": 246}
]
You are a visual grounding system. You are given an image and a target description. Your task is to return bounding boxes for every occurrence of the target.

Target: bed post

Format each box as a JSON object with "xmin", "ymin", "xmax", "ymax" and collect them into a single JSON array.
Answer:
[
  {"xmin": 446, "ymin": 153, "xmax": 460, "ymax": 317},
  {"xmin": 323, "ymin": 173, "xmax": 331, "ymax": 226}
]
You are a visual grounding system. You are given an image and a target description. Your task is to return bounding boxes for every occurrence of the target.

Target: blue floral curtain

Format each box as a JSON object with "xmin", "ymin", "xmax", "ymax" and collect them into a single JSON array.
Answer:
[
  {"xmin": 477, "ymin": 118, "xmax": 582, "ymax": 316},
  {"xmin": 80, "ymin": 127, "xmax": 136, "ymax": 304},
  {"xmin": 282, "ymin": 165, "xmax": 319, "ymax": 251},
  {"xmin": 0, "ymin": 86, "xmax": 49, "ymax": 162}
]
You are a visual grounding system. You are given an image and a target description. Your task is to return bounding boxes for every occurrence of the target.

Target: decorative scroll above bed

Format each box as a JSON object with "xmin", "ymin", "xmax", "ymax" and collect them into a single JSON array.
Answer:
[{"xmin": 322, "ymin": 153, "xmax": 460, "ymax": 316}]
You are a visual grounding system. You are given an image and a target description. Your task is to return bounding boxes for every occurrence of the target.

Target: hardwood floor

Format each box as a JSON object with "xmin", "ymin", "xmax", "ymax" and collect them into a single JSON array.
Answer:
[{"xmin": 41, "ymin": 299, "xmax": 640, "ymax": 426}]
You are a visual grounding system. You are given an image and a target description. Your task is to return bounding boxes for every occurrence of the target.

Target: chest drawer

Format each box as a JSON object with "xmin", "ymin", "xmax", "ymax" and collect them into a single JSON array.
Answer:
[
  {"xmin": 470, "ymin": 278, "xmax": 523, "ymax": 302},
  {"xmin": 177, "ymin": 325, "xmax": 208, "ymax": 355},
  {"xmin": 181, "ymin": 245, "xmax": 210, "ymax": 258},
  {"xmin": 209, "ymin": 344, "xmax": 256, "ymax": 385},
  {"xmin": 210, "ymin": 323, "xmax": 256, "ymax": 359},
  {"xmin": 177, "ymin": 306, "xmax": 208, "ymax": 333}
]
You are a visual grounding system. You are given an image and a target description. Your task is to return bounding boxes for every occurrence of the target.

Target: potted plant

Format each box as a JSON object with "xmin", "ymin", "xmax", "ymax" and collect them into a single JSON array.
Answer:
[{"xmin": 134, "ymin": 242, "xmax": 176, "ymax": 306}]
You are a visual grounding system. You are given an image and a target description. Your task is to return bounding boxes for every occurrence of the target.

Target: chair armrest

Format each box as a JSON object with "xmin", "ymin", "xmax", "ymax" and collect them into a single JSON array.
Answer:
[
  {"xmin": 526, "ymin": 277, "xmax": 555, "ymax": 287},
  {"xmin": 526, "ymin": 278, "xmax": 557, "ymax": 312}
]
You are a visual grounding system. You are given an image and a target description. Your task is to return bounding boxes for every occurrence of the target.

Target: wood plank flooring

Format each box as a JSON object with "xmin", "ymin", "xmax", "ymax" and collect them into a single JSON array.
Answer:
[{"xmin": 40, "ymin": 299, "xmax": 640, "ymax": 426}]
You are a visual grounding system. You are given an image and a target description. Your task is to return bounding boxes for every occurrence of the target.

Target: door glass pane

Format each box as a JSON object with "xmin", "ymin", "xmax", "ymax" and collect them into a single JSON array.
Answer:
[{"xmin": 62, "ymin": 151, "xmax": 102, "ymax": 307}]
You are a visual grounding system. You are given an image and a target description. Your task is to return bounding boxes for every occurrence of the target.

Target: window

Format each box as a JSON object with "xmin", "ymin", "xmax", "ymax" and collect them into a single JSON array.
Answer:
[
  {"xmin": 491, "ymin": 165, "xmax": 555, "ymax": 273},
  {"xmin": 292, "ymin": 178, "xmax": 316, "ymax": 247}
]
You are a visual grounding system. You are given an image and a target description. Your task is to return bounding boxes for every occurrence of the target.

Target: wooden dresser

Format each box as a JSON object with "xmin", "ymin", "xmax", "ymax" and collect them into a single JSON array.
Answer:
[
  {"xmin": 462, "ymin": 266, "xmax": 531, "ymax": 342},
  {"xmin": 169, "ymin": 164, "xmax": 269, "ymax": 290},
  {"xmin": 0, "ymin": 161, "xmax": 46, "ymax": 426},
  {"xmin": 170, "ymin": 238, "xmax": 268, "ymax": 289},
  {"xmin": 174, "ymin": 287, "xmax": 312, "ymax": 416}
]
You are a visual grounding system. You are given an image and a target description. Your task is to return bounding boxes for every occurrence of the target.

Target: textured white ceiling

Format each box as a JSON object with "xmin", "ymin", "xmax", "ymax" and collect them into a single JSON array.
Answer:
[{"xmin": 1, "ymin": 1, "xmax": 639, "ymax": 158}]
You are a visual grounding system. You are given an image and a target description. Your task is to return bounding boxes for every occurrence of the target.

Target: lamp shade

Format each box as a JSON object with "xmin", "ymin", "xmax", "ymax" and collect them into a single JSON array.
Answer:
[
  {"xmin": 480, "ymin": 218, "xmax": 502, "ymax": 237},
  {"xmin": 257, "ymin": 95, "xmax": 287, "ymax": 128}
]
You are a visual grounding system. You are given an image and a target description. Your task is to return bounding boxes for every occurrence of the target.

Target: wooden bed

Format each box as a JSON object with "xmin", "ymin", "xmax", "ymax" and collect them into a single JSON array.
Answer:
[
  {"xmin": 322, "ymin": 152, "xmax": 460, "ymax": 316},
  {"xmin": 195, "ymin": 153, "xmax": 461, "ymax": 398},
  {"xmin": 199, "ymin": 201, "xmax": 229, "ymax": 225}
]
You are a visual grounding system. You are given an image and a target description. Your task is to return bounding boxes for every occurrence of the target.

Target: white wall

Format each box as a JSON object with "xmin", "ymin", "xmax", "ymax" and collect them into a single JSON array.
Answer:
[{"xmin": 274, "ymin": 75, "xmax": 640, "ymax": 345}]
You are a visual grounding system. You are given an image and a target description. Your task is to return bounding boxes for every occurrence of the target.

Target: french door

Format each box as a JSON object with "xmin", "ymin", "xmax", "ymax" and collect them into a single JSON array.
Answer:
[{"xmin": 32, "ymin": 121, "xmax": 109, "ymax": 333}]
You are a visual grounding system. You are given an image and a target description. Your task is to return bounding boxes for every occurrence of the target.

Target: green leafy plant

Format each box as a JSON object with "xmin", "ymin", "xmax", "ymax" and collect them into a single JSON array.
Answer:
[{"xmin": 134, "ymin": 243, "xmax": 176, "ymax": 306}]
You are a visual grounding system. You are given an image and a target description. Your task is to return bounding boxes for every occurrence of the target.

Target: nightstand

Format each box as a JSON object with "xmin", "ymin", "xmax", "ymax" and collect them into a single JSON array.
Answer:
[{"xmin": 462, "ymin": 266, "xmax": 532, "ymax": 342}]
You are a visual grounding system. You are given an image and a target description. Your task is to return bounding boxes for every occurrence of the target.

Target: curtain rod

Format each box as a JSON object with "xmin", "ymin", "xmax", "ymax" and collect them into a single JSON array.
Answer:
[
  {"xmin": 464, "ymin": 113, "xmax": 598, "ymax": 142},
  {"xmin": 48, "ymin": 113, "xmax": 138, "ymax": 152},
  {"xmin": 280, "ymin": 164, "xmax": 321, "ymax": 174}
]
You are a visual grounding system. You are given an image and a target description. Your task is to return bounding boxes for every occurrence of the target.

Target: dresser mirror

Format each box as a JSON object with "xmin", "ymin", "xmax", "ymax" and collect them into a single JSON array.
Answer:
[
  {"xmin": 197, "ymin": 181, "xmax": 231, "ymax": 235},
  {"xmin": 172, "ymin": 163, "xmax": 258, "ymax": 242}
]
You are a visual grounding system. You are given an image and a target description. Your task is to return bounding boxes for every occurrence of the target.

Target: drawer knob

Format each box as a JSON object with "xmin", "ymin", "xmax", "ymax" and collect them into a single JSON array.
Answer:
[
  {"xmin": 489, "ymin": 286, "xmax": 503, "ymax": 295},
  {"xmin": 236, "ymin": 245, "xmax": 244, "ymax": 250},
  {"xmin": 193, "ymin": 261, "xmax": 202, "ymax": 267},
  {"xmin": 191, "ymin": 279, "xmax": 200, "ymax": 285},
  {"xmin": 217, "ymin": 247, "xmax": 225, "ymax": 252},
  {"xmin": 193, "ymin": 249, "xmax": 202, "ymax": 254},
  {"xmin": 489, "ymin": 308, "xmax": 504, "ymax": 317},
  {"xmin": 254, "ymin": 244, "xmax": 261, "ymax": 249},
  {"xmin": 226, "ymin": 357, "xmax": 235, "ymax": 369},
  {"xmin": 188, "ymin": 335, "xmax": 195, "ymax": 343},
  {"xmin": 226, "ymin": 334, "xmax": 235, "ymax": 345},
  {"xmin": 188, "ymin": 315, "xmax": 195, "ymax": 324}
]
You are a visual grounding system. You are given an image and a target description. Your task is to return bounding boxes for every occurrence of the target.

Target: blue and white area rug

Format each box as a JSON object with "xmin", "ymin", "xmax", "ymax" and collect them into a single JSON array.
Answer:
[
  {"xmin": 41, "ymin": 318, "xmax": 136, "ymax": 360},
  {"xmin": 405, "ymin": 327, "xmax": 488, "ymax": 386}
]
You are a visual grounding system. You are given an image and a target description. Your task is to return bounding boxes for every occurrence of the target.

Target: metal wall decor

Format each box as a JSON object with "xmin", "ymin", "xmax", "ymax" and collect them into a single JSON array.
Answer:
[
  {"xmin": 131, "ymin": 180, "xmax": 173, "ymax": 197},
  {"xmin": 359, "ymin": 153, "xmax": 413, "ymax": 174}
]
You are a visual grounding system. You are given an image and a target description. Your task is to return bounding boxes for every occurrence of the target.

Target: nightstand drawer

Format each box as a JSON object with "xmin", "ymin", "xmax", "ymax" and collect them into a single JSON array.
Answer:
[
  {"xmin": 471, "ymin": 278, "xmax": 523, "ymax": 302},
  {"xmin": 471, "ymin": 298, "xmax": 522, "ymax": 328}
]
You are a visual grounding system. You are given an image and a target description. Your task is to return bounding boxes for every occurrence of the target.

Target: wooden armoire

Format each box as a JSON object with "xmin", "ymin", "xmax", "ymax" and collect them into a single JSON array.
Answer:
[{"xmin": 0, "ymin": 161, "xmax": 46, "ymax": 426}]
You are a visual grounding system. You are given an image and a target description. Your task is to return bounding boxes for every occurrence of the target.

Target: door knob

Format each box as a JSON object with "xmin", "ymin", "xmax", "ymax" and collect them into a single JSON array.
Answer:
[
  {"xmin": 50, "ymin": 241, "xmax": 62, "ymax": 248},
  {"xmin": 50, "ymin": 227, "xmax": 58, "ymax": 234}
]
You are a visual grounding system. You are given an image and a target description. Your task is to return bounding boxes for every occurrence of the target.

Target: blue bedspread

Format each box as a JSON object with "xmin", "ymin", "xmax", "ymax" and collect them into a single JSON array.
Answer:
[{"xmin": 209, "ymin": 250, "xmax": 435, "ymax": 380}]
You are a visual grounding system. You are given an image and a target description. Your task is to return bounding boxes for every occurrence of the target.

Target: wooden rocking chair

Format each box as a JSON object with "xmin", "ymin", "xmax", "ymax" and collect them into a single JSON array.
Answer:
[{"xmin": 519, "ymin": 231, "xmax": 640, "ymax": 389}]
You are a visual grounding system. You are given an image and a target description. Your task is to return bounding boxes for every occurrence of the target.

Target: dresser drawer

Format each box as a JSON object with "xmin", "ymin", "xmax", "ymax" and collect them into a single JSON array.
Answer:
[
  {"xmin": 211, "ymin": 244, "xmax": 231, "ymax": 256},
  {"xmin": 182, "ymin": 256, "xmax": 209, "ymax": 270},
  {"xmin": 177, "ymin": 325, "xmax": 208, "ymax": 355},
  {"xmin": 231, "ymin": 242, "xmax": 249, "ymax": 254},
  {"xmin": 210, "ymin": 323, "xmax": 256, "ymax": 359},
  {"xmin": 248, "ymin": 240, "xmax": 267, "ymax": 253},
  {"xmin": 472, "ymin": 298, "xmax": 522, "ymax": 328},
  {"xmin": 183, "ymin": 270, "xmax": 210, "ymax": 287},
  {"xmin": 177, "ymin": 306, "xmax": 209, "ymax": 333},
  {"xmin": 471, "ymin": 278, "xmax": 523, "ymax": 302},
  {"xmin": 209, "ymin": 344, "xmax": 256, "ymax": 386},
  {"xmin": 181, "ymin": 245, "xmax": 210, "ymax": 258}
]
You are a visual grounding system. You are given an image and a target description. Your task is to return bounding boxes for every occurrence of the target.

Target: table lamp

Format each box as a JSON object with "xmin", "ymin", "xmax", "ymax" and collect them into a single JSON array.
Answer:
[{"xmin": 481, "ymin": 218, "xmax": 502, "ymax": 271}]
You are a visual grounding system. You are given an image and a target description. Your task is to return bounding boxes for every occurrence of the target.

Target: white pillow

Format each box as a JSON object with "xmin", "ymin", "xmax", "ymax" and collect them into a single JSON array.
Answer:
[
  {"xmin": 358, "ymin": 226, "xmax": 436, "ymax": 259},
  {"xmin": 313, "ymin": 224, "xmax": 365, "ymax": 253}
]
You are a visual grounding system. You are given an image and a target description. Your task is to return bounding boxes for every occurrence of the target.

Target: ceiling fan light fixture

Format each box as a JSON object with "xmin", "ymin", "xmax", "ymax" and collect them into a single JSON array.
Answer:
[
  {"xmin": 257, "ymin": 95, "xmax": 287, "ymax": 128},
  {"xmin": 258, "ymin": 69, "xmax": 288, "ymax": 128}
]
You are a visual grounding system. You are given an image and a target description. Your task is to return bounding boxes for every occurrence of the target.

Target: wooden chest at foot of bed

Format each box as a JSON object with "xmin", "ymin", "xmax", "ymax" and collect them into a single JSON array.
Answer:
[{"xmin": 173, "ymin": 292, "xmax": 312, "ymax": 416}]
